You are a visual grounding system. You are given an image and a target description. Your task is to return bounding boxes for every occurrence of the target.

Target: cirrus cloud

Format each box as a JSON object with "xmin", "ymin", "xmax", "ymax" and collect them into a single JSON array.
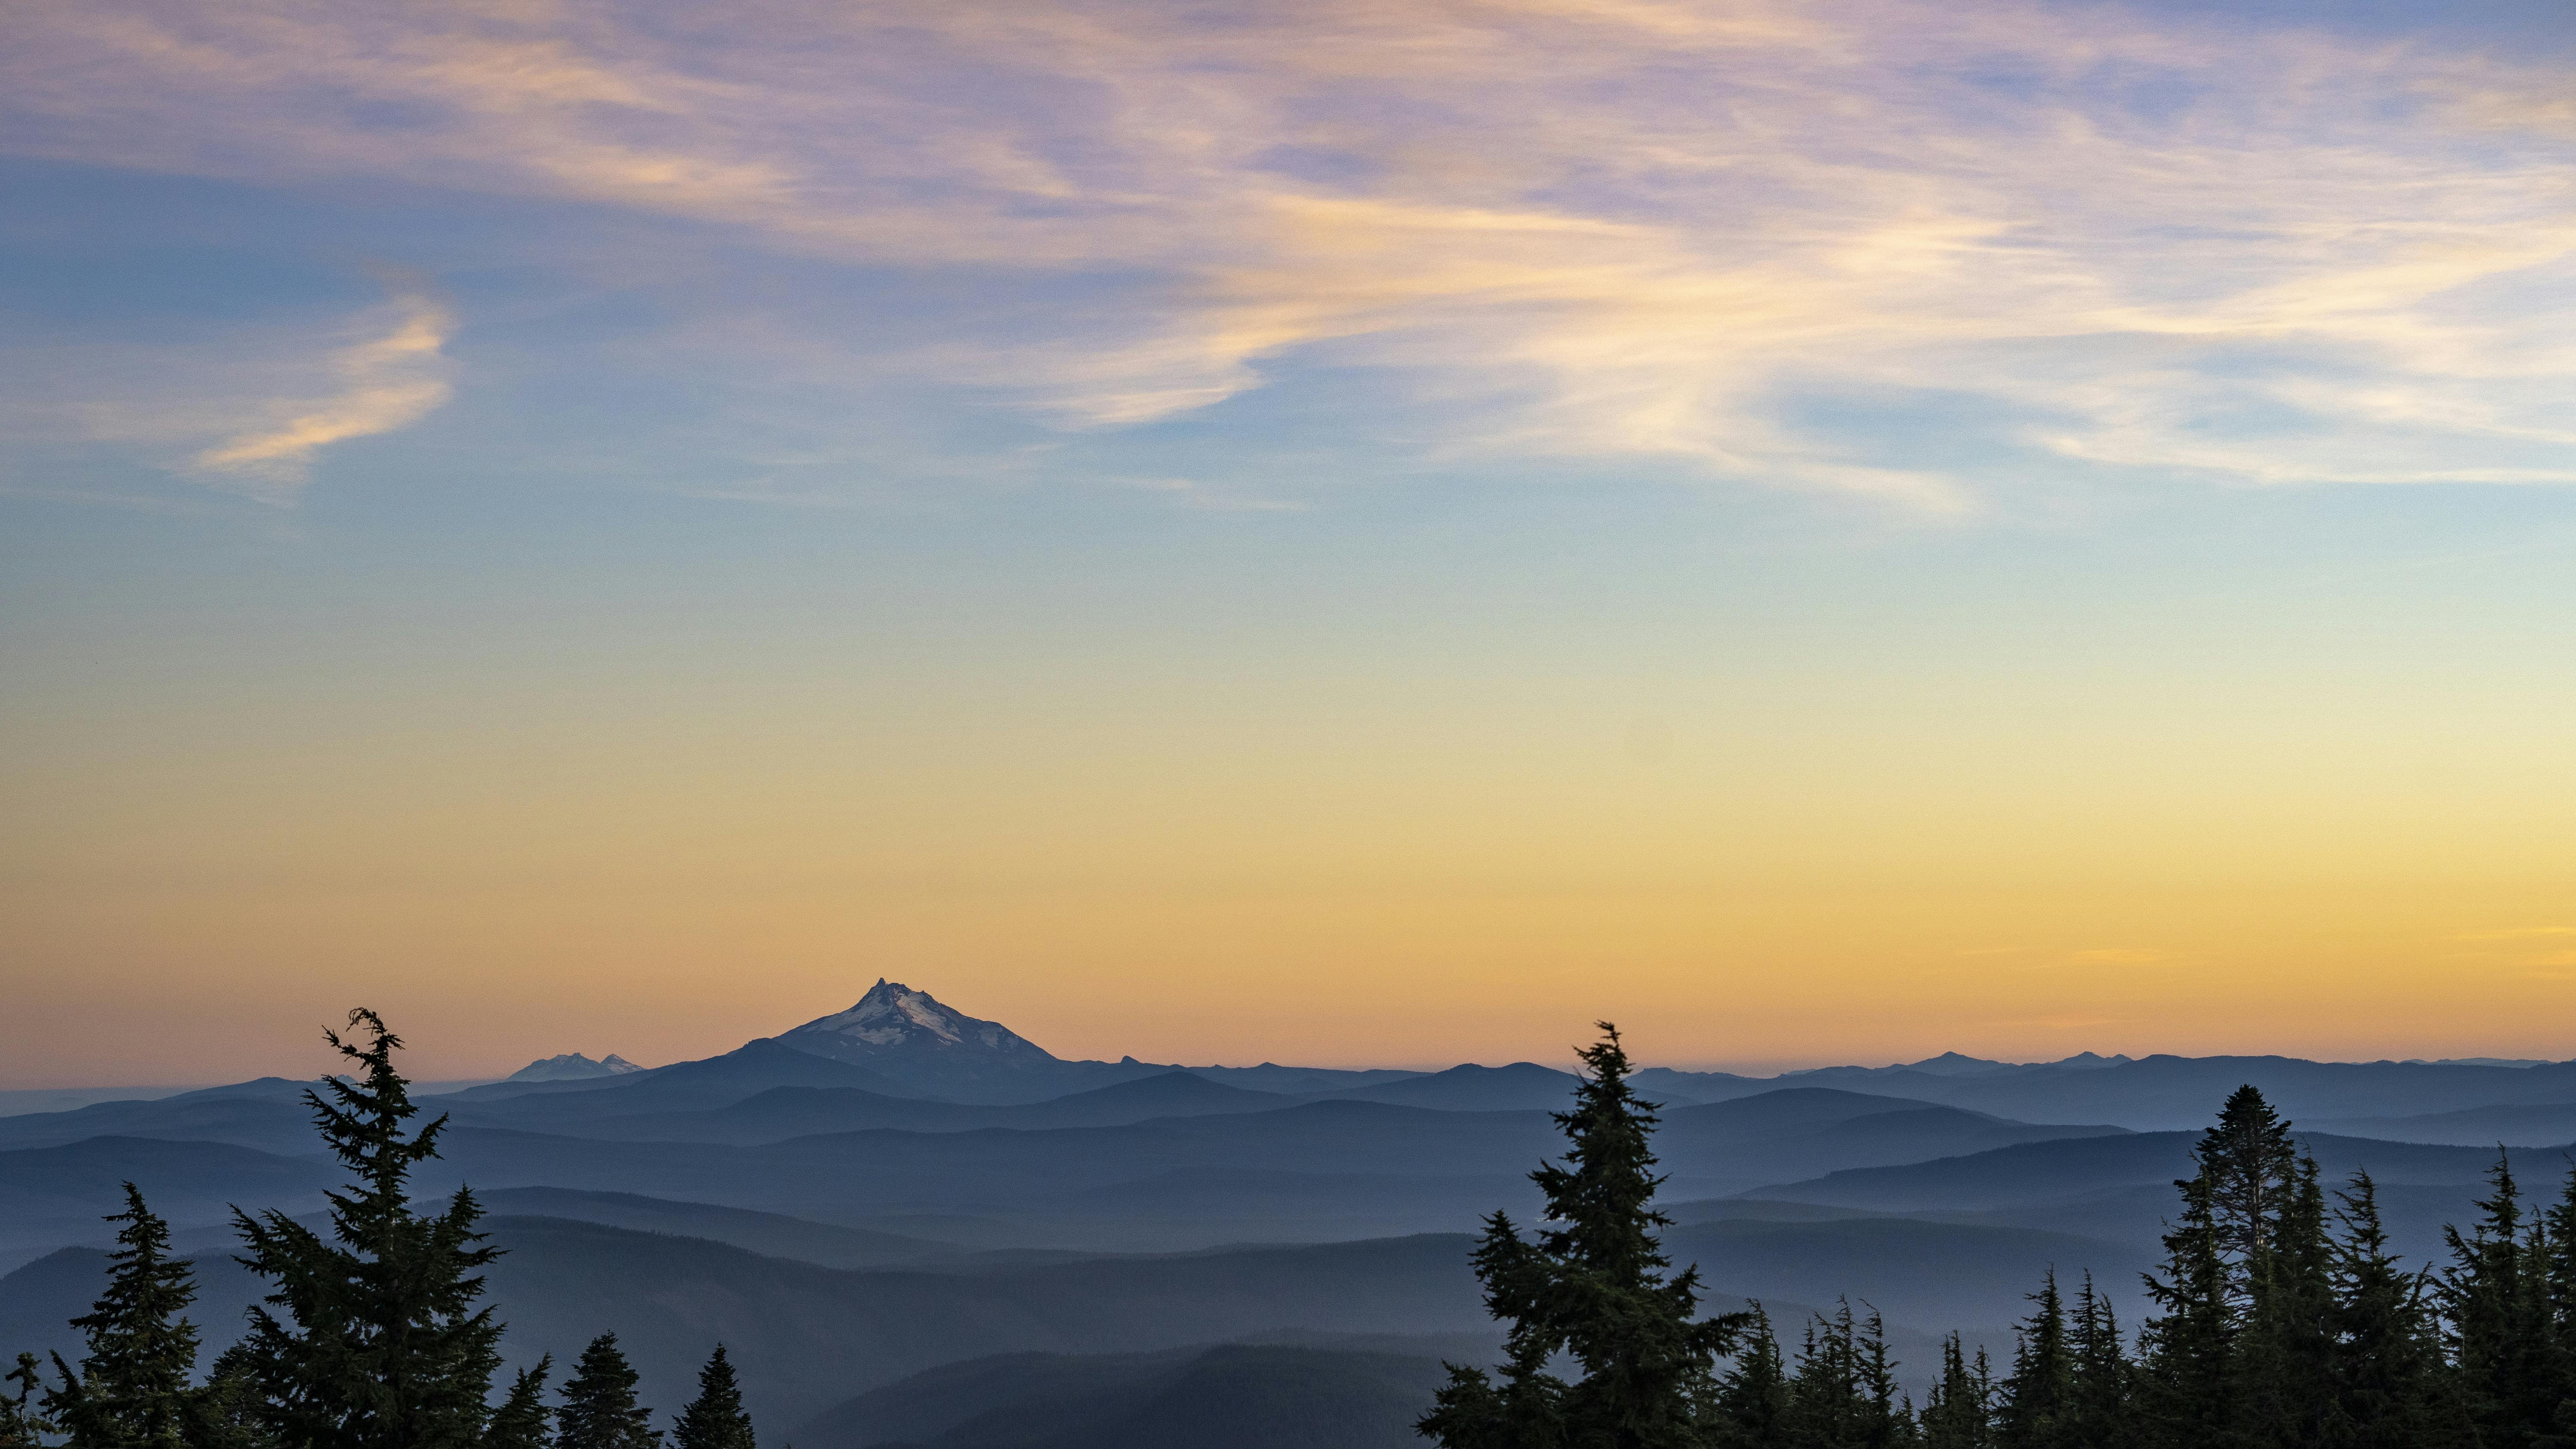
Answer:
[
  {"xmin": 3, "ymin": 0, "xmax": 2572, "ymax": 505},
  {"xmin": 190, "ymin": 289, "xmax": 454, "ymax": 498}
]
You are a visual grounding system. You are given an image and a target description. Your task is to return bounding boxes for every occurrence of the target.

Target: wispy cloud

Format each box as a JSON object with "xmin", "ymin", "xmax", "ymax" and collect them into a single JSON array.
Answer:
[
  {"xmin": 6, "ymin": 0, "xmax": 2573, "ymax": 503},
  {"xmin": 191, "ymin": 288, "xmax": 454, "ymax": 498},
  {"xmin": 0, "ymin": 283, "xmax": 454, "ymax": 503}
]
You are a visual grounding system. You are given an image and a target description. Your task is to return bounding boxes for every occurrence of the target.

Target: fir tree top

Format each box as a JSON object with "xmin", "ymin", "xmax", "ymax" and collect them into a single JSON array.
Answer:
[
  {"xmin": 1420, "ymin": 1023, "xmax": 1746, "ymax": 1449},
  {"xmin": 1534, "ymin": 1025, "xmax": 1674, "ymax": 1285},
  {"xmin": 45, "ymin": 1182, "xmax": 202, "ymax": 1449},
  {"xmin": 2199, "ymin": 1084, "xmax": 2301, "ymax": 1306},
  {"xmin": 671, "ymin": 1346, "xmax": 753, "ymax": 1449},
  {"xmin": 558, "ymin": 1335, "xmax": 659, "ymax": 1449},
  {"xmin": 229, "ymin": 1009, "xmax": 505, "ymax": 1449}
]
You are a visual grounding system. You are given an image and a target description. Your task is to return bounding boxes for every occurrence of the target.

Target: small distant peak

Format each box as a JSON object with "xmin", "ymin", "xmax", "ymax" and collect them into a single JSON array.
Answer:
[
  {"xmin": 2052, "ymin": 1052, "xmax": 2132, "ymax": 1070},
  {"xmin": 504, "ymin": 1052, "xmax": 641, "ymax": 1083}
]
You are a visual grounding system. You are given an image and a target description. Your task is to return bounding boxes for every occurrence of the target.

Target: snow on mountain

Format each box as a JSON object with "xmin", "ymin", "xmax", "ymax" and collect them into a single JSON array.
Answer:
[
  {"xmin": 781, "ymin": 980, "xmax": 1059, "ymax": 1067},
  {"xmin": 506, "ymin": 1052, "xmax": 646, "ymax": 1083}
]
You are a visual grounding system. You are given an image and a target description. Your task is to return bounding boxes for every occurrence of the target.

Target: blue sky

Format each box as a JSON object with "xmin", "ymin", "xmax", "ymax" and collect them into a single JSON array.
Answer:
[{"xmin": 4, "ymin": 0, "xmax": 2576, "ymax": 1082}]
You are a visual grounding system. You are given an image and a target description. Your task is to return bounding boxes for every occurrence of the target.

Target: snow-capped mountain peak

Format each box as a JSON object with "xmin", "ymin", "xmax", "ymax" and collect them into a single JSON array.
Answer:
[
  {"xmin": 797, "ymin": 979, "xmax": 974, "ymax": 1047},
  {"xmin": 504, "ymin": 1052, "xmax": 646, "ymax": 1083},
  {"xmin": 782, "ymin": 979, "xmax": 1058, "ymax": 1065}
]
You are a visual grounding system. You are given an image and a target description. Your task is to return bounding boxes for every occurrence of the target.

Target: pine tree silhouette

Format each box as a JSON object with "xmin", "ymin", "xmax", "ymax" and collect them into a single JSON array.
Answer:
[
  {"xmin": 557, "ymin": 1336, "xmax": 659, "ymax": 1449},
  {"xmin": 2442, "ymin": 1152, "xmax": 2555, "ymax": 1448},
  {"xmin": 1708, "ymin": 1307, "xmax": 1788, "ymax": 1449},
  {"xmin": 230, "ymin": 1009, "xmax": 505, "ymax": 1449},
  {"xmin": 1919, "ymin": 1334, "xmax": 1994, "ymax": 1449},
  {"xmin": 2322, "ymin": 1170, "xmax": 2440, "ymax": 1449},
  {"xmin": 2239, "ymin": 1155, "xmax": 2336, "ymax": 1447},
  {"xmin": 2066, "ymin": 1274, "xmax": 2132, "ymax": 1449},
  {"xmin": 1419, "ymin": 1023, "xmax": 1747, "ymax": 1449},
  {"xmin": 43, "ymin": 1184, "xmax": 203, "ymax": 1449},
  {"xmin": 1997, "ymin": 1271, "xmax": 2072, "ymax": 1449},
  {"xmin": 483, "ymin": 1360, "xmax": 552, "ymax": 1449},
  {"xmin": 671, "ymin": 1347, "xmax": 754, "ymax": 1449}
]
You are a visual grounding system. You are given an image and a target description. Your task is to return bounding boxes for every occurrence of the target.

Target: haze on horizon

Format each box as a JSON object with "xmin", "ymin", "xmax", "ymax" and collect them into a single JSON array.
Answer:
[{"xmin": 4, "ymin": 0, "xmax": 2575, "ymax": 1089}]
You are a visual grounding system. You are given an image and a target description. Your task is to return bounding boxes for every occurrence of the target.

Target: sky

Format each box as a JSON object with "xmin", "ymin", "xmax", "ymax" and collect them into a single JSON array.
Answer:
[{"xmin": 4, "ymin": 0, "xmax": 2575, "ymax": 1087}]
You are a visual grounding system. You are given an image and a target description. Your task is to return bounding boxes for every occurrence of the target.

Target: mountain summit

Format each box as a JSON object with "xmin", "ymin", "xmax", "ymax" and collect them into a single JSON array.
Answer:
[
  {"xmin": 506, "ymin": 1052, "xmax": 645, "ymax": 1082},
  {"xmin": 777, "ymin": 980, "xmax": 1086, "ymax": 1100}
]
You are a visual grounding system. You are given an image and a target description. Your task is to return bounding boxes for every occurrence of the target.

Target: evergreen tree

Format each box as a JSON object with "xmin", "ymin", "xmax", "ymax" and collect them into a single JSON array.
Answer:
[
  {"xmin": 1917, "ymin": 1337, "xmax": 1992, "ymax": 1449},
  {"xmin": 556, "ymin": 1337, "xmax": 657, "ymax": 1449},
  {"xmin": 1996, "ymin": 1272, "xmax": 2072, "ymax": 1449},
  {"xmin": 482, "ymin": 1361, "xmax": 550, "ymax": 1449},
  {"xmin": 1781, "ymin": 1314, "xmax": 1831, "ymax": 1448},
  {"xmin": 1421, "ymin": 1217, "xmax": 1566, "ymax": 1449},
  {"xmin": 230, "ymin": 1009, "xmax": 506, "ymax": 1449},
  {"xmin": 2066, "ymin": 1275, "xmax": 2132, "ymax": 1449},
  {"xmin": 2538, "ymin": 1164, "xmax": 2576, "ymax": 1449},
  {"xmin": 2442, "ymin": 1152, "xmax": 2555, "ymax": 1449},
  {"xmin": 670, "ymin": 1348, "xmax": 753, "ymax": 1449},
  {"xmin": 2238, "ymin": 1157, "xmax": 2336, "ymax": 1449},
  {"xmin": 44, "ymin": 1184, "xmax": 204, "ymax": 1449},
  {"xmin": 1419, "ymin": 1024, "xmax": 1745, "ymax": 1449},
  {"xmin": 3, "ymin": 1355, "xmax": 54, "ymax": 1449},
  {"xmin": 2201, "ymin": 1087, "xmax": 2303, "ymax": 1312},
  {"xmin": 2320, "ymin": 1171, "xmax": 2438, "ymax": 1449},
  {"xmin": 190, "ymin": 1346, "xmax": 274, "ymax": 1449},
  {"xmin": 1708, "ymin": 1307, "xmax": 1789, "ymax": 1449},
  {"xmin": 2138, "ymin": 1171, "xmax": 2236, "ymax": 1448},
  {"xmin": 1853, "ymin": 1306, "xmax": 1914, "ymax": 1449},
  {"xmin": 1783, "ymin": 1305, "xmax": 1862, "ymax": 1449},
  {"xmin": 1770, "ymin": 1302, "xmax": 1913, "ymax": 1448}
]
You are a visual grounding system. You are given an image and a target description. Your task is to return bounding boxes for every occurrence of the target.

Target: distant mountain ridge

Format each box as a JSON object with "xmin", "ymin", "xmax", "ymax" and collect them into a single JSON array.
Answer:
[
  {"xmin": 1639, "ymin": 1053, "xmax": 2576, "ymax": 1130},
  {"xmin": 1779, "ymin": 1051, "xmax": 2133, "ymax": 1080},
  {"xmin": 506, "ymin": 1053, "xmax": 644, "ymax": 1083},
  {"xmin": 29, "ymin": 979, "xmax": 2576, "ymax": 1132}
]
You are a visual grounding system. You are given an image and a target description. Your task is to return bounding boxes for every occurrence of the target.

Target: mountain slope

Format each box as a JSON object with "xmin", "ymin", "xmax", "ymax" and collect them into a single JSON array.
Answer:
[
  {"xmin": 1182, "ymin": 1066, "xmax": 1427, "ymax": 1095},
  {"xmin": 1751, "ymin": 1129, "xmax": 2531, "ymax": 1216},
  {"xmin": 2313, "ymin": 1102, "xmax": 2576, "ymax": 1148},
  {"xmin": 1321, "ymin": 1064, "xmax": 1592, "ymax": 1113},
  {"xmin": 455, "ymin": 1039, "xmax": 926, "ymax": 1126},
  {"xmin": 0, "ymin": 1095, "xmax": 322, "ymax": 1155},
  {"xmin": 470, "ymin": 1188, "xmax": 958, "ymax": 1267},
  {"xmin": 1648, "ymin": 1089, "xmax": 2127, "ymax": 1195},
  {"xmin": 415, "ymin": 1102, "xmax": 1569, "ymax": 1232},
  {"xmin": 0, "ymin": 1137, "xmax": 338, "ymax": 1243},
  {"xmin": 575, "ymin": 1072, "xmax": 1293, "ymax": 1145},
  {"xmin": 1763, "ymin": 1055, "xmax": 2576, "ymax": 1131}
]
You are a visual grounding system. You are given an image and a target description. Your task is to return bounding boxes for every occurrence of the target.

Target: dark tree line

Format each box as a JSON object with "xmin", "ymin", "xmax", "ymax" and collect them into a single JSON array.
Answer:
[
  {"xmin": 1424, "ymin": 1031, "xmax": 2576, "ymax": 1449},
  {"xmin": 6, "ymin": 1012, "xmax": 759, "ymax": 1449}
]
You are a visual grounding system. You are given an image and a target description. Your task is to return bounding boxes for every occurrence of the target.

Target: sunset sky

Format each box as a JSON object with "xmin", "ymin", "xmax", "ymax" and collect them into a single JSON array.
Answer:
[{"xmin": 5, "ymin": 0, "xmax": 2575, "ymax": 1087}]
